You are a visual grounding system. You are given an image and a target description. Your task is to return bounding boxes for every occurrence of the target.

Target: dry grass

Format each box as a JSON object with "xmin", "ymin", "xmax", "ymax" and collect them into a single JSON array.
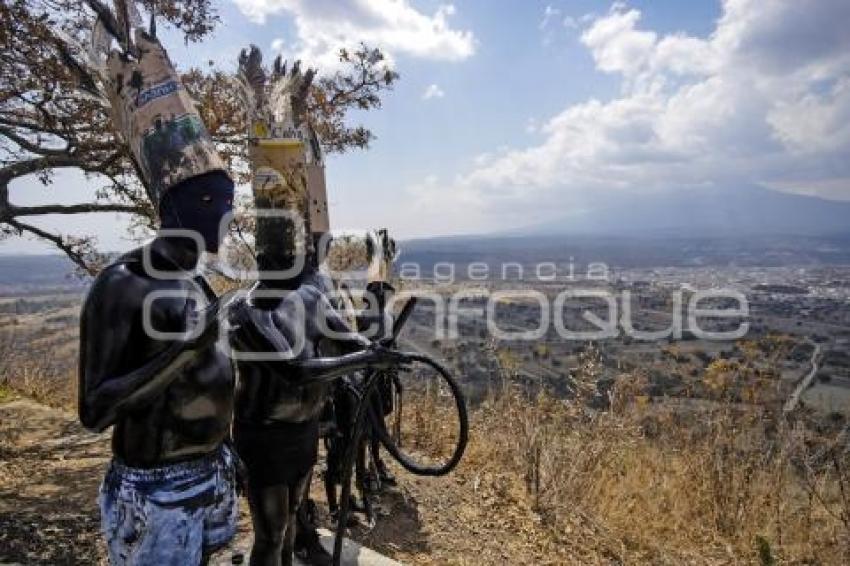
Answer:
[
  {"xmin": 395, "ymin": 344, "xmax": 850, "ymax": 565},
  {"xmin": 3, "ymin": 318, "xmax": 849, "ymax": 565},
  {"xmin": 0, "ymin": 326, "xmax": 78, "ymax": 409}
]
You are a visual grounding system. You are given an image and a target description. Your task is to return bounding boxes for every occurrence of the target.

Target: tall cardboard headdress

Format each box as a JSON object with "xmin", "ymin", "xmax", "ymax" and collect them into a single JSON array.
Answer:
[
  {"xmin": 236, "ymin": 46, "xmax": 329, "ymax": 271},
  {"xmin": 59, "ymin": 2, "xmax": 230, "ymax": 206},
  {"xmin": 105, "ymin": 30, "xmax": 230, "ymax": 205},
  {"xmin": 366, "ymin": 229, "xmax": 398, "ymax": 284}
]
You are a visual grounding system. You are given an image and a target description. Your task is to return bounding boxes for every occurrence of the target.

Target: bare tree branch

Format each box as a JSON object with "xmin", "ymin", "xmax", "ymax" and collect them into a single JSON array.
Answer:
[
  {"xmin": 5, "ymin": 217, "xmax": 104, "ymax": 275},
  {"xmin": 0, "ymin": 156, "xmax": 88, "ymax": 184},
  {"xmin": 10, "ymin": 202, "xmax": 143, "ymax": 217},
  {"xmin": 0, "ymin": 126, "xmax": 71, "ymax": 157}
]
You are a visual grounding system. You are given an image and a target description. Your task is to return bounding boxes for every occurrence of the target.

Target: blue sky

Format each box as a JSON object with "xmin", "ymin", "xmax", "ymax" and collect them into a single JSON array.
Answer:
[{"xmin": 3, "ymin": 0, "xmax": 849, "ymax": 254}]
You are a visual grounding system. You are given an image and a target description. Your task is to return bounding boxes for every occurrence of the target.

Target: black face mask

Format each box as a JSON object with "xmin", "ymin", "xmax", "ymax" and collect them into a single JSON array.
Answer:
[{"xmin": 159, "ymin": 172, "xmax": 234, "ymax": 253}]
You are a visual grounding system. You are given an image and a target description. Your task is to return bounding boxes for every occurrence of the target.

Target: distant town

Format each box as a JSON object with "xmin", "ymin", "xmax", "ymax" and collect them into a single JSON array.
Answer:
[{"xmin": 4, "ymin": 237, "xmax": 848, "ymax": 419}]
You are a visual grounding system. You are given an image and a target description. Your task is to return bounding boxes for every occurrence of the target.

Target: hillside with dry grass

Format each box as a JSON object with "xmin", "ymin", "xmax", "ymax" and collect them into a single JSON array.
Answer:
[{"xmin": 1, "ymin": 303, "xmax": 849, "ymax": 565}]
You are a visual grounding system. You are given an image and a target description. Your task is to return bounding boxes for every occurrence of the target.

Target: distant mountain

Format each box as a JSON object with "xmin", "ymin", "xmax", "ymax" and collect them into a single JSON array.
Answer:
[
  {"xmin": 397, "ymin": 186, "xmax": 850, "ymax": 270},
  {"xmin": 0, "ymin": 255, "xmax": 86, "ymax": 294},
  {"xmin": 3, "ymin": 185, "xmax": 848, "ymax": 286},
  {"xmin": 520, "ymin": 185, "xmax": 850, "ymax": 238},
  {"xmin": 400, "ymin": 232, "xmax": 850, "ymax": 269}
]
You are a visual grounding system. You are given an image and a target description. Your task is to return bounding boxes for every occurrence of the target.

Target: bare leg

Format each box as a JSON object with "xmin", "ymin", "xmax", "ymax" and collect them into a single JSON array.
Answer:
[
  {"xmin": 247, "ymin": 484, "xmax": 290, "ymax": 566},
  {"xmin": 295, "ymin": 471, "xmax": 334, "ymax": 565},
  {"xmin": 323, "ymin": 434, "xmax": 341, "ymax": 516},
  {"xmin": 355, "ymin": 431, "xmax": 376, "ymax": 525},
  {"xmin": 282, "ymin": 472, "xmax": 310, "ymax": 566},
  {"xmin": 356, "ymin": 430, "xmax": 368, "ymax": 492},
  {"xmin": 295, "ymin": 468, "xmax": 316, "ymax": 549},
  {"xmin": 370, "ymin": 415, "xmax": 395, "ymax": 486},
  {"xmin": 324, "ymin": 456, "xmax": 339, "ymax": 516}
]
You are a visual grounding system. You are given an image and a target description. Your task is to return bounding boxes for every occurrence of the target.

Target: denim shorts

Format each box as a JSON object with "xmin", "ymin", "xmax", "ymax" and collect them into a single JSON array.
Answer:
[{"xmin": 98, "ymin": 445, "xmax": 238, "ymax": 565}]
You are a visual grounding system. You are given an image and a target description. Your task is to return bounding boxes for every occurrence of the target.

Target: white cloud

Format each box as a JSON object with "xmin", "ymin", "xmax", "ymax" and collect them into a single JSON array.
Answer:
[
  {"xmin": 406, "ymin": 0, "xmax": 850, "ymax": 231},
  {"xmin": 422, "ymin": 83, "xmax": 445, "ymax": 100},
  {"xmin": 541, "ymin": 5, "xmax": 579, "ymax": 45},
  {"xmin": 233, "ymin": 0, "xmax": 476, "ymax": 70},
  {"xmin": 539, "ymin": 5, "xmax": 561, "ymax": 30},
  {"xmin": 580, "ymin": 5, "xmax": 657, "ymax": 77}
]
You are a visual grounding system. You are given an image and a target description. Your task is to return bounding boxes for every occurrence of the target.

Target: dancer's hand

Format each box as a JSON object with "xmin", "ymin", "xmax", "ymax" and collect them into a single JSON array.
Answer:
[{"xmin": 370, "ymin": 345, "xmax": 410, "ymax": 370}]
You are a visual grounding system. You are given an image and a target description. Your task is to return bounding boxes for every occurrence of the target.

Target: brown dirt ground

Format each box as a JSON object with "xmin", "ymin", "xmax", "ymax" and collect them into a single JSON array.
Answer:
[
  {"xmin": 0, "ymin": 397, "xmax": 108, "ymax": 564},
  {"xmin": 0, "ymin": 395, "xmax": 628, "ymax": 565}
]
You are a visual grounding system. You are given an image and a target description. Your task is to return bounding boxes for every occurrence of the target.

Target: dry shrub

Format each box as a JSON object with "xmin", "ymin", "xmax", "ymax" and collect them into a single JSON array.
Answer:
[
  {"xmin": 0, "ymin": 326, "xmax": 77, "ymax": 409},
  {"xmin": 402, "ymin": 374, "xmax": 468, "ymax": 465},
  {"xmin": 326, "ymin": 235, "xmax": 369, "ymax": 273},
  {"xmin": 389, "ymin": 340, "xmax": 849, "ymax": 563},
  {"xmin": 454, "ymin": 366, "xmax": 850, "ymax": 564}
]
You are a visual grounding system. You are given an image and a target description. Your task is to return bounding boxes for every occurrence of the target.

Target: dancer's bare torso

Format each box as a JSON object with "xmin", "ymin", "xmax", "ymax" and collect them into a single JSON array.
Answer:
[
  {"xmin": 232, "ymin": 272, "xmax": 368, "ymax": 425},
  {"xmin": 78, "ymin": 247, "xmax": 234, "ymax": 467}
]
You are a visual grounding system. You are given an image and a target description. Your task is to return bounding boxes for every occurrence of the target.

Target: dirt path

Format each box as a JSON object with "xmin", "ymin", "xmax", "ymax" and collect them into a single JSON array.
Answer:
[
  {"xmin": 0, "ymin": 398, "xmax": 108, "ymax": 564},
  {"xmin": 0, "ymin": 397, "xmax": 412, "ymax": 565},
  {"xmin": 784, "ymin": 339, "xmax": 823, "ymax": 413}
]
